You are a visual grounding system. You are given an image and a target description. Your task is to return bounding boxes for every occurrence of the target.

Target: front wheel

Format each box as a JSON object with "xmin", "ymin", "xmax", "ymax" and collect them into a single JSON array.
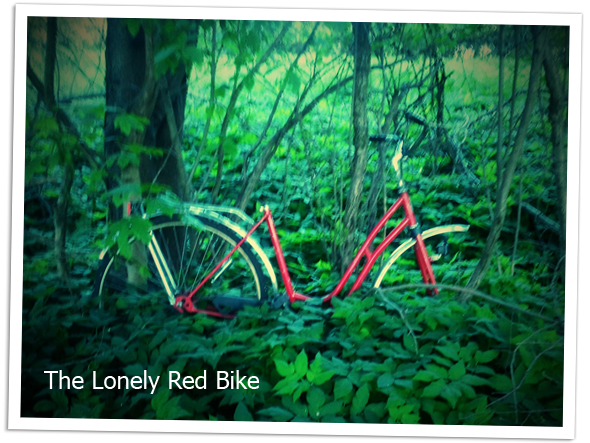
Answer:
[
  {"xmin": 94, "ymin": 215, "xmax": 269, "ymax": 312},
  {"xmin": 373, "ymin": 225, "xmax": 473, "ymax": 294}
]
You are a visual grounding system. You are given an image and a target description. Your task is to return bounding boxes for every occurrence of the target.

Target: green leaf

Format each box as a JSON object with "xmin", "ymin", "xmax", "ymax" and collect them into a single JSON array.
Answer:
[
  {"xmin": 393, "ymin": 379, "xmax": 414, "ymax": 390},
  {"xmin": 441, "ymin": 384, "xmax": 463, "ymax": 408},
  {"xmin": 182, "ymin": 46, "xmax": 203, "ymax": 66},
  {"xmin": 234, "ymin": 402, "xmax": 254, "ymax": 421},
  {"xmin": 126, "ymin": 19, "xmax": 141, "ymax": 37},
  {"xmin": 156, "ymin": 396, "xmax": 190, "ymax": 420},
  {"xmin": 258, "ymin": 407, "xmax": 294, "ymax": 422},
  {"xmin": 274, "ymin": 377, "xmax": 300, "ymax": 396},
  {"xmin": 448, "ymin": 360, "xmax": 466, "ymax": 381},
  {"xmin": 334, "ymin": 378, "xmax": 353, "ymax": 399},
  {"xmin": 155, "ymin": 44, "xmax": 180, "ymax": 65},
  {"xmin": 377, "ymin": 373, "xmax": 396, "ymax": 389},
  {"xmin": 489, "ymin": 374, "xmax": 513, "ymax": 392},
  {"xmin": 319, "ymin": 400, "xmax": 342, "ymax": 417},
  {"xmin": 124, "ymin": 363, "xmax": 144, "ymax": 378},
  {"xmin": 456, "ymin": 381, "xmax": 476, "ymax": 399},
  {"xmin": 34, "ymin": 116, "xmax": 59, "ymax": 137},
  {"xmin": 350, "ymin": 383, "xmax": 370, "ymax": 416},
  {"xmin": 422, "ymin": 379, "xmax": 447, "ymax": 398},
  {"xmin": 413, "ymin": 371, "xmax": 436, "ymax": 382},
  {"xmin": 403, "ymin": 333, "xmax": 417, "ymax": 354},
  {"xmin": 424, "ymin": 364, "xmax": 448, "ymax": 379},
  {"xmin": 461, "ymin": 374, "xmax": 489, "ymax": 386},
  {"xmin": 307, "ymin": 353, "xmax": 334, "ymax": 386},
  {"xmin": 476, "ymin": 350, "xmax": 499, "ymax": 364},
  {"xmin": 151, "ymin": 388, "xmax": 170, "ymax": 412},
  {"xmin": 274, "ymin": 359, "xmax": 294, "ymax": 377},
  {"xmin": 114, "ymin": 113, "xmax": 150, "ymax": 136},
  {"xmin": 149, "ymin": 330, "xmax": 169, "ymax": 350},
  {"xmin": 168, "ymin": 358, "xmax": 188, "ymax": 375},
  {"xmin": 214, "ymin": 85, "xmax": 229, "ymax": 99},
  {"xmin": 295, "ymin": 350, "xmax": 308, "ymax": 378},
  {"xmin": 292, "ymin": 380, "xmax": 310, "ymax": 402},
  {"xmin": 435, "ymin": 343, "xmax": 460, "ymax": 361},
  {"xmin": 243, "ymin": 74, "xmax": 255, "ymax": 91},
  {"xmin": 307, "ymin": 386, "xmax": 326, "ymax": 418}
]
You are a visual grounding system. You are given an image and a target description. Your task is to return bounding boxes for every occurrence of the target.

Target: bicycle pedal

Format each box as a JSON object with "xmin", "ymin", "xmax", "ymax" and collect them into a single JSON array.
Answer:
[{"xmin": 212, "ymin": 296, "xmax": 263, "ymax": 313}]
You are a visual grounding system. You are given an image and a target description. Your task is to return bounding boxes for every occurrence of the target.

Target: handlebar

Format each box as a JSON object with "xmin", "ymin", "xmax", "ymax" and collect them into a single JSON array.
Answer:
[
  {"xmin": 369, "ymin": 134, "xmax": 401, "ymax": 144},
  {"xmin": 369, "ymin": 113, "xmax": 427, "ymax": 191},
  {"xmin": 369, "ymin": 133, "xmax": 407, "ymax": 157},
  {"xmin": 370, "ymin": 113, "xmax": 428, "ymax": 157},
  {"xmin": 405, "ymin": 111, "xmax": 427, "ymax": 126}
]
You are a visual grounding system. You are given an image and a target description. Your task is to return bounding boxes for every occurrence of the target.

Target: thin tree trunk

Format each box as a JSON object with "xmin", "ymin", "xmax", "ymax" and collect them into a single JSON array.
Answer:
[
  {"xmin": 235, "ymin": 72, "xmax": 355, "ymax": 212},
  {"xmin": 467, "ymin": 27, "xmax": 546, "ymax": 290},
  {"xmin": 341, "ymin": 22, "xmax": 370, "ymax": 267},
  {"xmin": 210, "ymin": 23, "xmax": 290, "ymax": 202},
  {"xmin": 541, "ymin": 28, "xmax": 568, "ymax": 255},
  {"xmin": 187, "ymin": 22, "xmax": 217, "ymax": 199},
  {"xmin": 123, "ymin": 26, "xmax": 157, "ymax": 288},
  {"xmin": 44, "ymin": 17, "xmax": 72, "ymax": 284},
  {"xmin": 43, "ymin": 18, "xmax": 57, "ymax": 109},
  {"xmin": 496, "ymin": 26, "xmax": 505, "ymax": 201}
]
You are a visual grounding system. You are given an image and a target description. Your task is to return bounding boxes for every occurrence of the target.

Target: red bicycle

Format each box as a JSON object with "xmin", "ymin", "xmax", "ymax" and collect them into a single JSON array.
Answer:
[{"xmin": 95, "ymin": 134, "xmax": 470, "ymax": 317}]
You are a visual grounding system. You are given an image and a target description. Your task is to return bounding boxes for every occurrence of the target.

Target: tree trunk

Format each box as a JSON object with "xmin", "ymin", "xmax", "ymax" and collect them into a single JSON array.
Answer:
[
  {"xmin": 341, "ymin": 22, "xmax": 370, "ymax": 267},
  {"xmin": 104, "ymin": 19, "xmax": 192, "ymax": 288},
  {"xmin": 467, "ymin": 26, "xmax": 546, "ymax": 290},
  {"xmin": 105, "ymin": 18, "xmax": 190, "ymax": 216},
  {"xmin": 541, "ymin": 28, "xmax": 568, "ymax": 255},
  {"xmin": 43, "ymin": 18, "xmax": 73, "ymax": 284},
  {"xmin": 209, "ymin": 23, "xmax": 290, "ymax": 203},
  {"xmin": 235, "ymin": 73, "xmax": 355, "ymax": 212}
]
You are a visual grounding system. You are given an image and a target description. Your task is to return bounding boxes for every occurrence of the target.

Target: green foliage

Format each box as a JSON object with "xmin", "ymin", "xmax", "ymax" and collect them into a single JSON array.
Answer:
[
  {"xmin": 21, "ymin": 266, "xmax": 563, "ymax": 425},
  {"xmin": 23, "ymin": 19, "xmax": 566, "ymax": 426},
  {"xmin": 114, "ymin": 114, "xmax": 150, "ymax": 137}
]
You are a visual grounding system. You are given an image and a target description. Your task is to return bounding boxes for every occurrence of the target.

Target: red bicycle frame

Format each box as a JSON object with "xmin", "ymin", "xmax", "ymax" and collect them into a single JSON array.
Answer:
[
  {"xmin": 265, "ymin": 190, "xmax": 438, "ymax": 303},
  {"xmin": 176, "ymin": 189, "xmax": 438, "ymax": 313},
  {"xmin": 172, "ymin": 133, "xmax": 446, "ymax": 313}
]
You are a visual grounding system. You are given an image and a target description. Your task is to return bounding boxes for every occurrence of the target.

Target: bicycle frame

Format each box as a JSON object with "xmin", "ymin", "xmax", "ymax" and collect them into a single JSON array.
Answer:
[
  {"xmin": 265, "ymin": 189, "xmax": 437, "ymax": 303},
  {"xmin": 176, "ymin": 137, "xmax": 438, "ymax": 316},
  {"xmin": 175, "ymin": 188, "xmax": 438, "ymax": 313}
]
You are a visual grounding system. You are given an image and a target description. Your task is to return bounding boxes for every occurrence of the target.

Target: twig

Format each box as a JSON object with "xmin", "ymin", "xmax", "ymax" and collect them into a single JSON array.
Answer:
[
  {"xmin": 377, "ymin": 283, "xmax": 559, "ymax": 323},
  {"xmin": 374, "ymin": 288, "xmax": 419, "ymax": 355},
  {"xmin": 487, "ymin": 341, "xmax": 561, "ymax": 409}
]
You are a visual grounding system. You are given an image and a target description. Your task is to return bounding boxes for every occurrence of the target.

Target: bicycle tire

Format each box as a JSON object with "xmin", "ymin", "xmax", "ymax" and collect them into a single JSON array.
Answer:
[
  {"xmin": 373, "ymin": 224, "xmax": 473, "ymax": 292},
  {"xmin": 94, "ymin": 215, "xmax": 269, "ymax": 310}
]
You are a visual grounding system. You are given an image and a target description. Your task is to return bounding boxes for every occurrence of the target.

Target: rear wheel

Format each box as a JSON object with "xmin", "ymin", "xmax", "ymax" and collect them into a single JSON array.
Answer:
[{"xmin": 94, "ymin": 215, "xmax": 268, "ymax": 311}]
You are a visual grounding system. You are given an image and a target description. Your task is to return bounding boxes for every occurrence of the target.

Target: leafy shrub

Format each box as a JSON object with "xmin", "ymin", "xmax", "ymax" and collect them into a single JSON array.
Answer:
[{"xmin": 22, "ymin": 258, "xmax": 563, "ymax": 425}]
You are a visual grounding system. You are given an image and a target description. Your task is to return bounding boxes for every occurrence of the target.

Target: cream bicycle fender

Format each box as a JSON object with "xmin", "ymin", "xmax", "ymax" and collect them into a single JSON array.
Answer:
[
  {"xmin": 187, "ymin": 204, "xmax": 280, "ymax": 296},
  {"xmin": 97, "ymin": 203, "xmax": 280, "ymax": 297},
  {"xmin": 373, "ymin": 224, "xmax": 470, "ymax": 288}
]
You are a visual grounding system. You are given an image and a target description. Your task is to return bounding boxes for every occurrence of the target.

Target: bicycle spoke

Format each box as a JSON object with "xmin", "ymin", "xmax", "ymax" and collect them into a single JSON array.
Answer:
[{"xmin": 95, "ymin": 216, "xmax": 267, "ymax": 309}]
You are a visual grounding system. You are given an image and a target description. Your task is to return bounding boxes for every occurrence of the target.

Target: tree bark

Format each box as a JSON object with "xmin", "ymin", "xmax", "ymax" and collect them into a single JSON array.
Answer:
[
  {"xmin": 541, "ymin": 27, "xmax": 568, "ymax": 255},
  {"xmin": 45, "ymin": 18, "xmax": 73, "ymax": 284},
  {"xmin": 104, "ymin": 19, "xmax": 194, "ymax": 288},
  {"xmin": 105, "ymin": 19, "xmax": 192, "ymax": 211},
  {"xmin": 467, "ymin": 27, "xmax": 546, "ymax": 289},
  {"xmin": 341, "ymin": 22, "xmax": 370, "ymax": 266}
]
